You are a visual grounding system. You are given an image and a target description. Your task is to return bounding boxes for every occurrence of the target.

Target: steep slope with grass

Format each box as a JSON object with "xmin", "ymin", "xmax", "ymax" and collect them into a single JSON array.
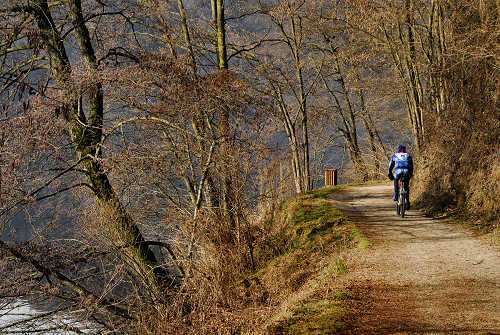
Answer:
[{"xmin": 243, "ymin": 185, "xmax": 369, "ymax": 334}]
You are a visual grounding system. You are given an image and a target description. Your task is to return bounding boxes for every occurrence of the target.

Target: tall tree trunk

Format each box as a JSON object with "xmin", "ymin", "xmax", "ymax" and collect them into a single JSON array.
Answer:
[
  {"xmin": 329, "ymin": 55, "xmax": 368, "ymax": 181},
  {"xmin": 216, "ymin": 0, "xmax": 228, "ymax": 70},
  {"xmin": 211, "ymin": 0, "xmax": 217, "ymax": 29},
  {"xmin": 428, "ymin": 0, "xmax": 447, "ymax": 118},
  {"xmin": 276, "ymin": 85, "xmax": 303, "ymax": 194},
  {"xmin": 404, "ymin": 0, "xmax": 425, "ymax": 151},
  {"xmin": 289, "ymin": 4, "xmax": 310, "ymax": 192},
  {"xmin": 177, "ymin": 0, "xmax": 196, "ymax": 75},
  {"xmin": 175, "ymin": 0, "xmax": 222, "ymax": 215},
  {"xmin": 213, "ymin": 0, "xmax": 235, "ymax": 227},
  {"xmin": 382, "ymin": 3, "xmax": 425, "ymax": 153},
  {"xmin": 176, "ymin": 0, "xmax": 219, "ymax": 215}
]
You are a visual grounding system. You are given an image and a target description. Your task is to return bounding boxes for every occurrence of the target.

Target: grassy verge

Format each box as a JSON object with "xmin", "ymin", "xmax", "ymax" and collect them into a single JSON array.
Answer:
[{"xmin": 242, "ymin": 186, "xmax": 369, "ymax": 334}]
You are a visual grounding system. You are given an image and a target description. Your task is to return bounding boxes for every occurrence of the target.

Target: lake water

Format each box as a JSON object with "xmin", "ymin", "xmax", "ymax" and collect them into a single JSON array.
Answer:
[{"xmin": 0, "ymin": 298, "xmax": 98, "ymax": 334}]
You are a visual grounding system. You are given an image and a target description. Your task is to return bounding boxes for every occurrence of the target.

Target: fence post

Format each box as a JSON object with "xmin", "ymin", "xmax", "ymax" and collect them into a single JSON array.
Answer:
[{"xmin": 325, "ymin": 169, "xmax": 338, "ymax": 186}]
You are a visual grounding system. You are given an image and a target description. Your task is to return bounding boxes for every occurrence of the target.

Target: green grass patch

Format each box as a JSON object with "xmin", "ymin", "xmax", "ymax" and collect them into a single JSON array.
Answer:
[
  {"xmin": 268, "ymin": 299, "xmax": 347, "ymax": 335},
  {"xmin": 350, "ymin": 228, "xmax": 371, "ymax": 249},
  {"xmin": 247, "ymin": 199, "xmax": 350, "ymax": 298},
  {"xmin": 329, "ymin": 290, "xmax": 356, "ymax": 301},
  {"xmin": 327, "ymin": 258, "xmax": 347, "ymax": 275},
  {"xmin": 298, "ymin": 185, "xmax": 349, "ymax": 200},
  {"xmin": 290, "ymin": 200, "xmax": 346, "ymax": 240}
]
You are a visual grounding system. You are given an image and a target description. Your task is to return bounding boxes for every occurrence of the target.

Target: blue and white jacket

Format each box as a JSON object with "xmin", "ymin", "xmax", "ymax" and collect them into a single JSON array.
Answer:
[{"xmin": 388, "ymin": 152, "xmax": 413, "ymax": 179}]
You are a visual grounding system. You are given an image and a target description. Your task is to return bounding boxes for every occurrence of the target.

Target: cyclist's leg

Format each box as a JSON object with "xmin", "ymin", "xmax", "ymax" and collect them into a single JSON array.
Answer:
[
  {"xmin": 404, "ymin": 177, "xmax": 410, "ymax": 209},
  {"xmin": 393, "ymin": 176, "xmax": 399, "ymax": 201}
]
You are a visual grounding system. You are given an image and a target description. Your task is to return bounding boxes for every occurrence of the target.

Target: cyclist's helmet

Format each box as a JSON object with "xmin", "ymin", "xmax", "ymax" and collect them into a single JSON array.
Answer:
[{"xmin": 398, "ymin": 144, "xmax": 406, "ymax": 153}]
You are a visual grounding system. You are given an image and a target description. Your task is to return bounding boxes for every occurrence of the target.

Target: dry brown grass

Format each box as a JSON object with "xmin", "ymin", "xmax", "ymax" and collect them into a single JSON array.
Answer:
[
  {"xmin": 413, "ymin": 112, "xmax": 499, "ymax": 225},
  {"xmin": 129, "ymin": 187, "xmax": 364, "ymax": 335}
]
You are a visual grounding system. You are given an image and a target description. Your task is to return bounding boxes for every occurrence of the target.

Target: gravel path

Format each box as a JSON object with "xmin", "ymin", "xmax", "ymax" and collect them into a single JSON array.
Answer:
[{"xmin": 329, "ymin": 183, "xmax": 500, "ymax": 335}]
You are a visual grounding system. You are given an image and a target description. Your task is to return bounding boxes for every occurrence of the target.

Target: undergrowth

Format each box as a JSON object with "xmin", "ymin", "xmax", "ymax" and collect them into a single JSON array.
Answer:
[
  {"xmin": 141, "ymin": 185, "xmax": 368, "ymax": 334},
  {"xmin": 412, "ymin": 2, "xmax": 499, "ymax": 235}
]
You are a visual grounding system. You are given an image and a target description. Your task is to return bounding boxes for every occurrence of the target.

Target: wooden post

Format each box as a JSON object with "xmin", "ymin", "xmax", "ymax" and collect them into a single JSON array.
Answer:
[{"xmin": 325, "ymin": 169, "xmax": 338, "ymax": 186}]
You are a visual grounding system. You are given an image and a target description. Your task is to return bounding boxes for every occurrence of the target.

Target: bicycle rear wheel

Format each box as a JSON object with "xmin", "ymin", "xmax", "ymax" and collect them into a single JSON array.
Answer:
[{"xmin": 400, "ymin": 191, "xmax": 406, "ymax": 218}]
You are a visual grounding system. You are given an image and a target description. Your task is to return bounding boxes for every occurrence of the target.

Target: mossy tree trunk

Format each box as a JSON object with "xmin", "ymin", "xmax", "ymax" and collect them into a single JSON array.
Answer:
[
  {"xmin": 214, "ymin": 0, "xmax": 236, "ymax": 227},
  {"xmin": 23, "ymin": 0, "xmax": 175, "ymax": 296},
  {"xmin": 177, "ymin": 0, "xmax": 196, "ymax": 76}
]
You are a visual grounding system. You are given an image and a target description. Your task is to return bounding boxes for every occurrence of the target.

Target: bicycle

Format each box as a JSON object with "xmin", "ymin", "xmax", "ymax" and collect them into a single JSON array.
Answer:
[{"xmin": 396, "ymin": 173, "xmax": 409, "ymax": 218}]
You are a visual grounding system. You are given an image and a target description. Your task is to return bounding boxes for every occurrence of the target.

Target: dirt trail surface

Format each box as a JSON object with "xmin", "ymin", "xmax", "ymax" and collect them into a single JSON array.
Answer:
[{"xmin": 329, "ymin": 183, "xmax": 500, "ymax": 335}]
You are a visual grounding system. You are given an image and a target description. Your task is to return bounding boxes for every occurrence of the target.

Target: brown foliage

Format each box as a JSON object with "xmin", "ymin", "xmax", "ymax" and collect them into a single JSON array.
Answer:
[{"xmin": 413, "ymin": 0, "xmax": 500, "ymax": 223}]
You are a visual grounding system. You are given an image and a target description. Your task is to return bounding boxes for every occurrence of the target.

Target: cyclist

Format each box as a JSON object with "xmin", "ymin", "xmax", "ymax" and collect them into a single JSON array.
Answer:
[{"xmin": 388, "ymin": 144, "xmax": 413, "ymax": 209}]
